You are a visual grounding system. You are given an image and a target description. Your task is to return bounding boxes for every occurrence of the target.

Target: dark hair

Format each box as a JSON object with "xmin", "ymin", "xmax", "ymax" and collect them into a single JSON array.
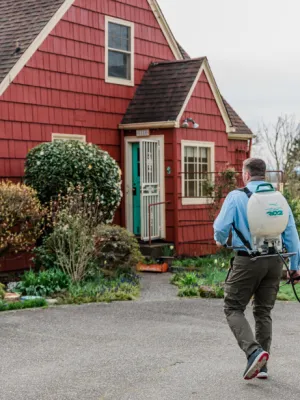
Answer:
[{"xmin": 243, "ymin": 158, "xmax": 266, "ymax": 177}]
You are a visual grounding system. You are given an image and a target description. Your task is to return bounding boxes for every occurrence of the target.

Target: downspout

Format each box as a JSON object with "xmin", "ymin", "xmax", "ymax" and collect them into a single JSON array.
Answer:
[
  {"xmin": 120, "ymin": 129, "xmax": 126, "ymax": 228},
  {"xmin": 172, "ymin": 129, "xmax": 179, "ymax": 252}
]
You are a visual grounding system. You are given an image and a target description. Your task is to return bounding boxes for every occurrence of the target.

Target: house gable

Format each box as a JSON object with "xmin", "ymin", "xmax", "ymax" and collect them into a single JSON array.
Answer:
[
  {"xmin": 120, "ymin": 58, "xmax": 235, "ymax": 134},
  {"xmin": 0, "ymin": 0, "xmax": 183, "ymax": 97}
]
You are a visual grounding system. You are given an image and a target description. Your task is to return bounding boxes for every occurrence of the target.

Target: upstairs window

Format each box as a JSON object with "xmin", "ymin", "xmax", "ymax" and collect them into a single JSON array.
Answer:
[{"xmin": 105, "ymin": 17, "xmax": 134, "ymax": 86}]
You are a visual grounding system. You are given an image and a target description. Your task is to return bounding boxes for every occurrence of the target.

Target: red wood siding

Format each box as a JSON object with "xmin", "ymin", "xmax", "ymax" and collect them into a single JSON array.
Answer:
[
  {"xmin": 174, "ymin": 71, "xmax": 249, "ymax": 255},
  {"xmin": 0, "ymin": 0, "xmax": 176, "ymax": 180}
]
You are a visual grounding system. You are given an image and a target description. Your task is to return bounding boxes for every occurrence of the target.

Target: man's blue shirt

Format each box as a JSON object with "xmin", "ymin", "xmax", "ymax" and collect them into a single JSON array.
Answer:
[{"xmin": 213, "ymin": 181, "xmax": 300, "ymax": 270}]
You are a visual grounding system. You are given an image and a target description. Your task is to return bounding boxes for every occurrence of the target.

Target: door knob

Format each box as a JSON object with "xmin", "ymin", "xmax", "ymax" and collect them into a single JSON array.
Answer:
[{"xmin": 132, "ymin": 187, "xmax": 137, "ymax": 196}]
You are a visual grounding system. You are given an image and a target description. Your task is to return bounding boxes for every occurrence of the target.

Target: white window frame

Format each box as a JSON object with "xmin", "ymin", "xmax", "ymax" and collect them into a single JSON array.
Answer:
[
  {"xmin": 52, "ymin": 133, "xmax": 86, "ymax": 143},
  {"xmin": 181, "ymin": 140, "xmax": 215, "ymax": 205},
  {"xmin": 105, "ymin": 16, "xmax": 135, "ymax": 87}
]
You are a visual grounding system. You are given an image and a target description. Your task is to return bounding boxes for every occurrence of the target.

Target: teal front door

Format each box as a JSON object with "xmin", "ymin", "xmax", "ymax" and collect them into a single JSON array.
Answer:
[{"xmin": 132, "ymin": 143, "xmax": 141, "ymax": 236}]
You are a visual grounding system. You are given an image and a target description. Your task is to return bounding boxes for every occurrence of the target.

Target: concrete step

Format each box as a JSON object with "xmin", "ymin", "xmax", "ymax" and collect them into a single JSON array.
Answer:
[{"xmin": 139, "ymin": 241, "xmax": 174, "ymax": 258}]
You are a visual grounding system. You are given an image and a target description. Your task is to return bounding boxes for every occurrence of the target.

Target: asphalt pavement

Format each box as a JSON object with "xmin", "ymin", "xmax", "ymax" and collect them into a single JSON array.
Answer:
[{"xmin": 0, "ymin": 273, "xmax": 299, "ymax": 400}]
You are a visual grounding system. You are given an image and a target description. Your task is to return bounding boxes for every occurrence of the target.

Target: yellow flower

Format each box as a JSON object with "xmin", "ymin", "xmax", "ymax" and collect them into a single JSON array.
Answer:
[{"xmin": 88, "ymin": 165, "xmax": 92, "ymax": 170}]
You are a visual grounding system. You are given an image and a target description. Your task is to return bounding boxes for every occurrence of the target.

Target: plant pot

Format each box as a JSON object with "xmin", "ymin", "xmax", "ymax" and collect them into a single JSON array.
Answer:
[
  {"xmin": 4, "ymin": 292, "xmax": 21, "ymax": 303},
  {"xmin": 137, "ymin": 262, "xmax": 168, "ymax": 273},
  {"xmin": 160, "ymin": 256, "xmax": 174, "ymax": 267}
]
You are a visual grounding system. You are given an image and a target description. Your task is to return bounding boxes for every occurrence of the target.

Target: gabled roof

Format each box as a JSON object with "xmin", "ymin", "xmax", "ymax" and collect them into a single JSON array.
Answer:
[
  {"xmin": 121, "ymin": 59, "xmax": 205, "ymax": 126},
  {"xmin": 0, "ymin": 0, "xmax": 66, "ymax": 84},
  {"xmin": 173, "ymin": 45, "xmax": 253, "ymax": 137}
]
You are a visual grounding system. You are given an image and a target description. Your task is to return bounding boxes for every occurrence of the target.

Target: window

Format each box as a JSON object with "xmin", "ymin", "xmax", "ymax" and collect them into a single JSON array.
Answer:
[
  {"xmin": 181, "ymin": 141, "xmax": 215, "ymax": 205},
  {"xmin": 52, "ymin": 133, "xmax": 86, "ymax": 143},
  {"xmin": 105, "ymin": 17, "xmax": 134, "ymax": 86}
]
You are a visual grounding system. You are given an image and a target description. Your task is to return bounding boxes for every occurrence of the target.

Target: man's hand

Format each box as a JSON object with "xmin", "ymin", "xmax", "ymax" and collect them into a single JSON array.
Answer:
[
  {"xmin": 216, "ymin": 242, "xmax": 222, "ymax": 248},
  {"xmin": 288, "ymin": 270, "xmax": 300, "ymax": 284}
]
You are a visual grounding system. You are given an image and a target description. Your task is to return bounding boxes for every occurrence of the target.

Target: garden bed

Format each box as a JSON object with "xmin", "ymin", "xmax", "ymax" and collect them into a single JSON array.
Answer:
[{"xmin": 170, "ymin": 254, "xmax": 297, "ymax": 301}]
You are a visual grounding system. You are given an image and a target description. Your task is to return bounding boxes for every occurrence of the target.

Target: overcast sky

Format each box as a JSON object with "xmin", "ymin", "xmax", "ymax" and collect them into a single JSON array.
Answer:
[{"xmin": 159, "ymin": 0, "xmax": 300, "ymax": 134}]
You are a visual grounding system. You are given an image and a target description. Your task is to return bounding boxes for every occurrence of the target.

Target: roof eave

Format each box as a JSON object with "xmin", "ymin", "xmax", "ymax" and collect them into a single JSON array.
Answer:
[
  {"xmin": 119, "ymin": 121, "xmax": 178, "ymax": 130},
  {"xmin": 228, "ymin": 133, "xmax": 253, "ymax": 140}
]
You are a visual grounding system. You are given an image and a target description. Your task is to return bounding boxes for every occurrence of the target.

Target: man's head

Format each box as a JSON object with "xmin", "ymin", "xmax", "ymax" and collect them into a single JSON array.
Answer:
[{"xmin": 242, "ymin": 158, "xmax": 266, "ymax": 184}]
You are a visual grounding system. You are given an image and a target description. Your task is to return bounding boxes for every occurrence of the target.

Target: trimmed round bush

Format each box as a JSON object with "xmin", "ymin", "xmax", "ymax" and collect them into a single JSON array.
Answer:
[{"xmin": 25, "ymin": 140, "xmax": 122, "ymax": 223}]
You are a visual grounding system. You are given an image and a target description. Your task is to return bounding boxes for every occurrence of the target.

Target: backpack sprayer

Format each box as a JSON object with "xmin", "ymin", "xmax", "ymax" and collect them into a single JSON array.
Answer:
[{"xmin": 227, "ymin": 183, "xmax": 300, "ymax": 302}]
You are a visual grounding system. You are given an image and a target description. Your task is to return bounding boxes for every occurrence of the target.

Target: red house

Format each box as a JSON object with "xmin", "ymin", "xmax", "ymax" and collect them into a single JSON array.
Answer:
[{"xmin": 0, "ymin": 0, "xmax": 253, "ymax": 270}]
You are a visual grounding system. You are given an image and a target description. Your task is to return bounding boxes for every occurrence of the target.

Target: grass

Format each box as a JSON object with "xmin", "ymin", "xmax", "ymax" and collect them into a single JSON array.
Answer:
[
  {"xmin": 171, "ymin": 255, "xmax": 298, "ymax": 301},
  {"xmin": 0, "ymin": 298, "xmax": 48, "ymax": 312},
  {"xmin": 54, "ymin": 272, "xmax": 141, "ymax": 304},
  {"xmin": 277, "ymin": 284, "xmax": 297, "ymax": 301}
]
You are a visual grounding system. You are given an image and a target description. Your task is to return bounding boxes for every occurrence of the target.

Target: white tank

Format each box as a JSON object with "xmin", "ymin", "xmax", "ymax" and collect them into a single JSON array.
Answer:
[{"xmin": 247, "ymin": 183, "xmax": 289, "ymax": 240}]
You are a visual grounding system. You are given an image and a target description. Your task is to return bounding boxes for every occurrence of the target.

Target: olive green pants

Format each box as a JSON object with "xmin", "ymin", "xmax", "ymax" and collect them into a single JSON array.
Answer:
[{"xmin": 224, "ymin": 255, "xmax": 283, "ymax": 357}]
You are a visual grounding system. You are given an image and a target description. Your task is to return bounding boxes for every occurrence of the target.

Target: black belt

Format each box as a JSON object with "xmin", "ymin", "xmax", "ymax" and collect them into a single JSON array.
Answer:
[
  {"xmin": 237, "ymin": 251, "xmax": 252, "ymax": 257},
  {"xmin": 237, "ymin": 250, "xmax": 276, "ymax": 257}
]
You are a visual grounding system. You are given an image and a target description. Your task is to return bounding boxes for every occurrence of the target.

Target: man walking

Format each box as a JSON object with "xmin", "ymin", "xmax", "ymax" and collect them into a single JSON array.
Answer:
[{"xmin": 214, "ymin": 158, "xmax": 300, "ymax": 380}]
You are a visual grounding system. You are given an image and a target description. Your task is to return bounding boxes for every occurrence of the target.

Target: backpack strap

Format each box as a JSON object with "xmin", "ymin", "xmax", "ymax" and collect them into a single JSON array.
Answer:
[
  {"xmin": 232, "ymin": 187, "xmax": 253, "ymax": 252},
  {"xmin": 237, "ymin": 187, "xmax": 253, "ymax": 199}
]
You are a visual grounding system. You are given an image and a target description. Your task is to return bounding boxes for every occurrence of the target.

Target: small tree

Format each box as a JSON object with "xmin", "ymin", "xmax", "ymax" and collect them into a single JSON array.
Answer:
[
  {"xmin": 204, "ymin": 167, "xmax": 238, "ymax": 221},
  {"xmin": 257, "ymin": 115, "xmax": 300, "ymax": 173},
  {"xmin": 0, "ymin": 182, "xmax": 45, "ymax": 259}
]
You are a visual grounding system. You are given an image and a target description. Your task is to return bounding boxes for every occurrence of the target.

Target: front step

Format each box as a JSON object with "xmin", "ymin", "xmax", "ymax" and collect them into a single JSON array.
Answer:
[{"xmin": 139, "ymin": 241, "xmax": 174, "ymax": 259}]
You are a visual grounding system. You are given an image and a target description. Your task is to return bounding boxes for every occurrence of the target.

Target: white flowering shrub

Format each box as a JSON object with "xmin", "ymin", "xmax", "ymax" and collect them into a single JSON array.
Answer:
[{"xmin": 25, "ymin": 140, "xmax": 122, "ymax": 223}]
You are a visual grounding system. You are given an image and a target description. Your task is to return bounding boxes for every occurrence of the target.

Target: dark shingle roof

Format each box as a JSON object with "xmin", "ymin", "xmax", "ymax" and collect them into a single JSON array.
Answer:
[
  {"xmin": 121, "ymin": 58, "xmax": 204, "ymax": 124},
  {"xmin": 222, "ymin": 97, "xmax": 253, "ymax": 135},
  {"xmin": 0, "ymin": 0, "xmax": 65, "ymax": 84},
  {"xmin": 176, "ymin": 42, "xmax": 190, "ymax": 60}
]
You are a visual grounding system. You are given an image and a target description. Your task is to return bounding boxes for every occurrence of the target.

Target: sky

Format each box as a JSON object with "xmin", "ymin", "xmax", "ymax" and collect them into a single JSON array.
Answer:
[{"xmin": 158, "ymin": 0, "xmax": 300, "ymax": 135}]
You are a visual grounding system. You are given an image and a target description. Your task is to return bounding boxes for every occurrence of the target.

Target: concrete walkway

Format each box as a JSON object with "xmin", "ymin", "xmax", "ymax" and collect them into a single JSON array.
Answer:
[{"xmin": 0, "ymin": 273, "xmax": 300, "ymax": 400}]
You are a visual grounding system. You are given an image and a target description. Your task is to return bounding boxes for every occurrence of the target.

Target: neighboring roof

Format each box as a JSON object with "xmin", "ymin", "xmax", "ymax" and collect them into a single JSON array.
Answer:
[
  {"xmin": 176, "ymin": 42, "xmax": 190, "ymax": 60},
  {"xmin": 121, "ymin": 58, "xmax": 205, "ymax": 125},
  {"xmin": 222, "ymin": 97, "xmax": 253, "ymax": 136},
  {"xmin": 0, "ymin": 0, "xmax": 66, "ymax": 84}
]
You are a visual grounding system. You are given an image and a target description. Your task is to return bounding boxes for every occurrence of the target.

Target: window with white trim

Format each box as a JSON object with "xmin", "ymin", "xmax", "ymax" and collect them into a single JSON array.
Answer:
[
  {"xmin": 181, "ymin": 141, "xmax": 215, "ymax": 205},
  {"xmin": 52, "ymin": 133, "xmax": 86, "ymax": 143},
  {"xmin": 105, "ymin": 16, "xmax": 134, "ymax": 86}
]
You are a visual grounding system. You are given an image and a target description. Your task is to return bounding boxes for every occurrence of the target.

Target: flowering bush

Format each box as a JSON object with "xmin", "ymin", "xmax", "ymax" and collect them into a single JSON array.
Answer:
[
  {"xmin": 0, "ymin": 182, "xmax": 45, "ymax": 258},
  {"xmin": 25, "ymin": 140, "xmax": 122, "ymax": 223}
]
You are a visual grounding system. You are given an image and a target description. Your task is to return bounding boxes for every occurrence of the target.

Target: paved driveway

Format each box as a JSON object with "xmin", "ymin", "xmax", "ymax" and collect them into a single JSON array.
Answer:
[{"xmin": 0, "ymin": 273, "xmax": 299, "ymax": 400}]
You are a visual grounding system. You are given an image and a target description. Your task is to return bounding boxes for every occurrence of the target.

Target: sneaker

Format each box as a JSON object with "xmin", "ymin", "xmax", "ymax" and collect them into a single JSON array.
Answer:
[
  {"xmin": 243, "ymin": 348, "xmax": 269, "ymax": 380},
  {"xmin": 257, "ymin": 366, "xmax": 268, "ymax": 379}
]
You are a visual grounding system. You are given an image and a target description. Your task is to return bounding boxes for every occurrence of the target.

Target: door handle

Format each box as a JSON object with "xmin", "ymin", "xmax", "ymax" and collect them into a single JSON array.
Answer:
[{"xmin": 132, "ymin": 187, "xmax": 137, "ymax": 196}]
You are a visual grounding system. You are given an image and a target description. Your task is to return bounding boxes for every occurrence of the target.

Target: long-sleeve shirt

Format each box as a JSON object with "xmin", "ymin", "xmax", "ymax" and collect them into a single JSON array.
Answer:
[{"xmin": 213, "ymin": 180, "xmax": 300, "ymax": 270}]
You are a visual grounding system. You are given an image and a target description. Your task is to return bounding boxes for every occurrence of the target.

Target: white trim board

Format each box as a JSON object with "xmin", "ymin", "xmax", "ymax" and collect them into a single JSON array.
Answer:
[
  {"xmin": 181, "ymin": 140, "xmax": 215, "ymax": 206},
  {"xmin": 124, "ymin": 135, "xmax": 166, "ymax": 239},
  {"xmin": 147, "ymin": 0, "xmax": 183, "ymax": 60},
  {"xmin": 52, "ymin": 133, "xmax": 86, "ymax": 142},
  {"xmin": 0, "ymin": 0, "xmax": 76, "ymax": 97}
]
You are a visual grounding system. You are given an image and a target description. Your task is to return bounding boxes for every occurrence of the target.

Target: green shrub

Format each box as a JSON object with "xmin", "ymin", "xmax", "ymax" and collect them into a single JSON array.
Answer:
[
  {"xmin": 25, "ymin": 140, "xmax": 122, "ymax": 223},
  {"xmin": 284, "ymin": 190, "xmax": 300, "ymax": 235},
  {"xmin": 0, "ymin": 298, "xmax": 47, "ymax": 312},
  {"xmin": 16, "ymin": 269, "xmax": 71, "ymax": 297},
  {"xmin": 94, "ymin": 225, "xmax": 144, "ymax": 274}
]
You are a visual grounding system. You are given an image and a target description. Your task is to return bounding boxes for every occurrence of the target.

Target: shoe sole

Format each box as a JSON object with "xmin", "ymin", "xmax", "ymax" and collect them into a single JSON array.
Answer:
[
  {"xmin": 256, "ymin": 372, "xmax": 268, "ymax": 380},
  {"xmin": 243, "ymin": 351, "xmax": 269, "ymax": 380}
]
